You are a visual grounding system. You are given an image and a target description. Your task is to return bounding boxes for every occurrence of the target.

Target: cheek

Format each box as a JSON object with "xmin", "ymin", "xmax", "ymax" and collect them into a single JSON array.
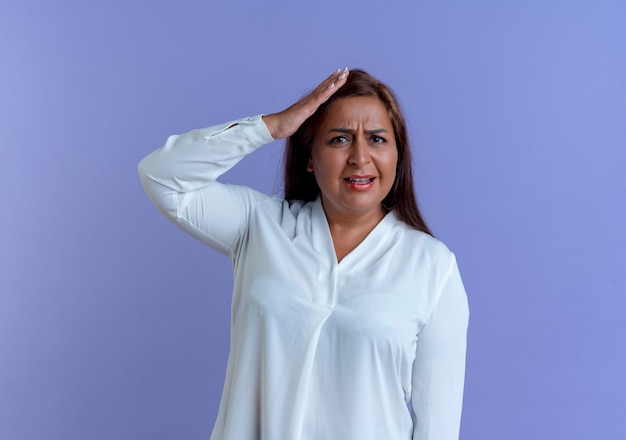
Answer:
[
  {"xmin": 310, "ymin": 148, "xmax": 339, "ymax": 175},
  {"xmin": 382, "ymin": 151, "xmax": 399, "ymax": 179}
]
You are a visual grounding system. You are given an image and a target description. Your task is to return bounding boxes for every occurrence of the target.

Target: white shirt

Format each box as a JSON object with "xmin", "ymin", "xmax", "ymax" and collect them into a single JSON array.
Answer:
[{"xmin": 138, "ymin": 115, "xmax": 469, "ymax": 440}]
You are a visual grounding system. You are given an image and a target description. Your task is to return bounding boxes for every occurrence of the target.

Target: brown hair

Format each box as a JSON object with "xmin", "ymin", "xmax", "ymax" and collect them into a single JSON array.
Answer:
[{"xmin": 283, "ymin": 69, "xmax": 432, "ymax": 235}]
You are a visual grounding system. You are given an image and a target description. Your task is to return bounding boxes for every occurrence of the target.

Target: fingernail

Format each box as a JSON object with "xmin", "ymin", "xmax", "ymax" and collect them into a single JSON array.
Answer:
[
  {"xmin": 329, "ymin": 82, "xmax": 335, "ymax": 89},
  {"xmin": 339, "ymin": 73, "xmax": 346, "ymax": 79}
]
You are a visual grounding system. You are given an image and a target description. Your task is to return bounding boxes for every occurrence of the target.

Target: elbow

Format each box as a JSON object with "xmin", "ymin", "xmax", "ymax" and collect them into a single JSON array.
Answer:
[
  {"xmin": 137, "ymin": 155, "xmax": 177, "ymax": 219},
  {"xmin": 137, "ymin": 156, "xmax": 156, "ymax": 197},
  {"xmin": 137, "ymin": 154, "xmax": 153, "ymax": 181}
]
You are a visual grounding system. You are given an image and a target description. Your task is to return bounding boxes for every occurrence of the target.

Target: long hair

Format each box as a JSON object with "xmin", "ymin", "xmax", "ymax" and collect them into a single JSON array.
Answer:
[{"xmin": 283, "ymin": 69, "xmax": 432, "ymax": 235}]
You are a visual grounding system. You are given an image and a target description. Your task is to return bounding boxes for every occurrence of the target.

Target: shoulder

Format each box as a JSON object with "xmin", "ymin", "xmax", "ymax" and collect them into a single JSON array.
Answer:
[
  {"xmin": 390, "ymin": 215, "xmax": 457, "ymax": 281},
  {"xmin": 393, "ymin": 216, "xmax": 453, "ymax": 260}
]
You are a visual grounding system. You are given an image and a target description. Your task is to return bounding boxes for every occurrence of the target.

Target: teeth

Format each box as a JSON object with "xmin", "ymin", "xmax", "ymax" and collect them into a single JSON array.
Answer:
[{"xmin": 346, "ymin": 177, "xmax": 374, "ymax": 184}]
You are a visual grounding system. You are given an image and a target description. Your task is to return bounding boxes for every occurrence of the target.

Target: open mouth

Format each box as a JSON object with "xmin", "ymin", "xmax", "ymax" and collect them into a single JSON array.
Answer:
[{"xmin": 343, "ymin": 177, "xmax": 375, "ymax": 184}]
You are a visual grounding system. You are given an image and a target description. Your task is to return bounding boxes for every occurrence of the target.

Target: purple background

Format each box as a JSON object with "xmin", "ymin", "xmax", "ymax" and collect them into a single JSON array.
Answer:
[{"xmin": 1, "ymin": 1, "xmax": 625, "ymax": 439}]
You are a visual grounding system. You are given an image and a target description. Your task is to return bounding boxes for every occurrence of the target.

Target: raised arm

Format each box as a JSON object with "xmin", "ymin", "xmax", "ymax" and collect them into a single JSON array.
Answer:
[
  {"xmin": 138, "ymin": 115, "xmax": 277, "ymax": 255},
  {"xmin": 137, "ymin": 68, "xmax": 350, "ymax": 256}
]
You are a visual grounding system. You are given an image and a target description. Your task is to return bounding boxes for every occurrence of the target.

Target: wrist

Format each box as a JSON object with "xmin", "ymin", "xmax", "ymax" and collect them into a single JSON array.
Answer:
[{"xmin": 261, "ymin": 114, "xmax": 279, "ymax": 139}]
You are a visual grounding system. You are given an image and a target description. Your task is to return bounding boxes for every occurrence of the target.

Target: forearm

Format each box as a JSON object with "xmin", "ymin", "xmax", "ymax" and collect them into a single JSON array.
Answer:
[{"xmin": 138, "ymin": 114, "xmax": 273, "ymax": 195}]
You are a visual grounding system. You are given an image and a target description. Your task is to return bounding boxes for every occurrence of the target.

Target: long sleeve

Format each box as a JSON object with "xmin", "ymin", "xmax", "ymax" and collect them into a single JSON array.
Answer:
[
  {"xmin": 411, "ymin": 254, "xmax": 469, "ymax": 440},
  {"xmin": 137, "ymin": 114, "xmax": 275, "ymax": 256},
  {"xmin": 138, "ymin": 113, "xmax": 471, "ymax": 440}
]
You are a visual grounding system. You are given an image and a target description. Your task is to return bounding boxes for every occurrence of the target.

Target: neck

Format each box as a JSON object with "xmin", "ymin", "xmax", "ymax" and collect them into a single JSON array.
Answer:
[
  {"xmin": 320, "ymin": 200, "xmax": 387, "ymax": 262},
  {"xmin": 322, "ymin": 200, "xmax": 386, "ymax": 230}
]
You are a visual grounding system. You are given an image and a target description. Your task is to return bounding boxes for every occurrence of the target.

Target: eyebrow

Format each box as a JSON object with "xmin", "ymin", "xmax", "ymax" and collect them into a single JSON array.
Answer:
[{"xmin": 329, "ymin": 128, "xmax": 389, "ymax": 134}]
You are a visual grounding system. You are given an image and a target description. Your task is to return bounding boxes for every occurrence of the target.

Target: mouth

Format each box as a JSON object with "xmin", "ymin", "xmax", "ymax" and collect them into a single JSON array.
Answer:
[
  {"xmin": 343, "ymin": 177, "xmax": 375, "ymax": 184},
  {"xmin": 343, "ymin": 176, "xmax": 376, "ymax": 190}
]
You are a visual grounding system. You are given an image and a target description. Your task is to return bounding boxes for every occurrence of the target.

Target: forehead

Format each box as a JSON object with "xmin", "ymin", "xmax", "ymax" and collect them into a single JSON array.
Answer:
[{"xmin": 320, "ymin": 96, "xmax": 392, "ymax": 128}]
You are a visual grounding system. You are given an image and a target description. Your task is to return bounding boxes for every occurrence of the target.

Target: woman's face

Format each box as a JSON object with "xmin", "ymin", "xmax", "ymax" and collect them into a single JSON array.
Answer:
[{"xmin": 308, "ymin": 96, "xmax": 398, "ymax": 221}]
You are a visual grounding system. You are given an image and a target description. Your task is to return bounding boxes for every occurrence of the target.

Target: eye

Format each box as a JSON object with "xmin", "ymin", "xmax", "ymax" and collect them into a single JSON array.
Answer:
[
  {"xmin": 370, "ymin": 135, "xmax": 386, "ymax": 144},
  {"xmin": 329, "ymin": 135, "xmax": 349, "ymax": 144}
]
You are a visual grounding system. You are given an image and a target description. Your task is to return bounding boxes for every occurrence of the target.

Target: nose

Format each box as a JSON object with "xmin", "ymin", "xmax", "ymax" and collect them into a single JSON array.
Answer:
[{"xmin": 348, "ymin": 137, "xmax": 371, "ymax": 167}]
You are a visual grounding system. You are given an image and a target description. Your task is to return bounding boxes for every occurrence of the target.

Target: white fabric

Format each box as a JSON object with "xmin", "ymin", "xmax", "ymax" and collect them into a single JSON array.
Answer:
[{"xmin": 138, "ymin": 114, "xmax": 469, "ymax": 440}]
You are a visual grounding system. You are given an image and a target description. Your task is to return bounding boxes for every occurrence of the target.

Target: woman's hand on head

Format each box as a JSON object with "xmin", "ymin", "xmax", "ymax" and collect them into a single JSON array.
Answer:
[{"xmin": 262, "ymin": 68, "xmax": 349, "ymax": 140}]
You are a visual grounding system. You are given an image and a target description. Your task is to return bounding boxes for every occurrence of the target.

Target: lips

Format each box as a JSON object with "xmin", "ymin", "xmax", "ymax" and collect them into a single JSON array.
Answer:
[
  {"xmin": 343, "ymin": 175, "xmax": 376, "ymax": 190},
  {"xmin": 344, "ymin": 177, "xmax": 375, "ymax": 184}
]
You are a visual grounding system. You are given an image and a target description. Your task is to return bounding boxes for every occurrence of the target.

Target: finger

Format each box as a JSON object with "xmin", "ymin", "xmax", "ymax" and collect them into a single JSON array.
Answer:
[
  {"xmin": 317, "ymin": 67, "xmax": 348, "ymax": 94},
  {"xmin": 269, "ymin": 68, "xmax": 349, "ymax": 138},
  {"xmin": 318, "ymin": 68, "xmax": 343, "ymax": 89},
  {"xmin": 329, "ymin": 67, "xmax": 349, "ymax": 89},
  {"xmin": 306, "ymin": 67, "xmax": 349, "ymax": 108}
]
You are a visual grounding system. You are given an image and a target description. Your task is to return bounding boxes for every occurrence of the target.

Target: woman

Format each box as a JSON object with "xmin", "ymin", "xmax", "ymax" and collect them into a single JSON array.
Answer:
[{"xmin": 138, "ymin": 68, "xmax": 469, "ymax": 440}]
